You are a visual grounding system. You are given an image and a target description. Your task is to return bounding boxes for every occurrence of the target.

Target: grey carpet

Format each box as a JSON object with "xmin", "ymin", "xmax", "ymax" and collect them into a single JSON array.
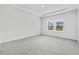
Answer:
[{"xmin": 0, "ymin": 35, "xmax": 79, "ymax": 55}]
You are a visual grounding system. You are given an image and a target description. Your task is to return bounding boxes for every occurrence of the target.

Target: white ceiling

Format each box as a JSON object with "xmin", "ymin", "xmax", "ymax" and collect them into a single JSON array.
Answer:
[{"xmin": 15, "ymin": 4, "xmax": 79, "ymax": 16}]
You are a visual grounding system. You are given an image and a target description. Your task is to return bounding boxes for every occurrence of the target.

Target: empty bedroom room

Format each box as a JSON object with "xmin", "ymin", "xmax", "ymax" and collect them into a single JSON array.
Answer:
[{"xmin": 0, "ymin": 4, "xmax": 79, "ymax": 55}]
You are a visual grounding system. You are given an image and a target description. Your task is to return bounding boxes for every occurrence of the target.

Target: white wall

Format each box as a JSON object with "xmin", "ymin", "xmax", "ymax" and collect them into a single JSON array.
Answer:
[
  {"xmin": 78, "ymin": 8, "xmax": 79, "ymax": 43},
  {"xmin": 0, "ymin": 5, "xmax": 41, "ymax": 43},
  {"xmin": 0, "ymin": 9, "xmax": 2, "ymax": 49},
  {"xmin": 0, "ymin": 14, "xmax": 1, "ymax": 43},
  {"xmin": 42, "ymin": 10, "xmax": 78, "ymax": 40}
]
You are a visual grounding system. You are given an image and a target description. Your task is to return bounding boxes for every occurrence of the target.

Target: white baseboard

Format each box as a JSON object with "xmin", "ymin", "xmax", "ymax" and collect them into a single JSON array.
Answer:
[
  {"xmin": 1, "ymin": 33, "xmax": 78, "ymax": 44},
  {"xmin": 41, "ymin": 34, "xmax": 78, "ymax": 41},
  {"xmin": 1, "ymin": 34, "xmax": 40, "ymax": 44}
]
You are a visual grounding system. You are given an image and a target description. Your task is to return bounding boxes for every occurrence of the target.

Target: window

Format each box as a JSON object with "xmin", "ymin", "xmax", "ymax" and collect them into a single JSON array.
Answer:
[
  {"xmin": 56, "ymin": 20, "xmax": 64, "ymax": 31},
  {"xmin": 48, "ymin": 20, "xmax": 54, "ymax": 30},
  {"xmin": 48, "ymin": 19, "xmax": 64, "ymax": 31}
]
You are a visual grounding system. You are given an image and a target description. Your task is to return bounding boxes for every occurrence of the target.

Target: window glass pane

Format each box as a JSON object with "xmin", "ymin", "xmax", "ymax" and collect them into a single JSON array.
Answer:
[
  {"xmin": 48, "ymin": 20, "xmax": 54, "ymax": 30},
  {"xmin": 56, "ymin": 20, "xmax": 64, "ymax": 31}
]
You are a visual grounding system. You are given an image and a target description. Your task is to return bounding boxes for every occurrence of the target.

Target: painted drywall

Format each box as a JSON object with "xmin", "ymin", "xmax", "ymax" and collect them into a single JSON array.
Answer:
[
  {"xmin": 78, "ymin": 8, "xmax": 79, "ymax": 43},
  {"xmin": 42, "ymin": 10, "xmax": 78, "ymax": 40},
  {"xmin": 0, "ymin": 5, "xmax": 41, "ymax": 43},
  {"xmin": 0, "ymin": 15, "xmax": 1, "ymax": 43},
  {"xmin": 0, "ymin": 10, "xmax": 2, "ymax": 49}
]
